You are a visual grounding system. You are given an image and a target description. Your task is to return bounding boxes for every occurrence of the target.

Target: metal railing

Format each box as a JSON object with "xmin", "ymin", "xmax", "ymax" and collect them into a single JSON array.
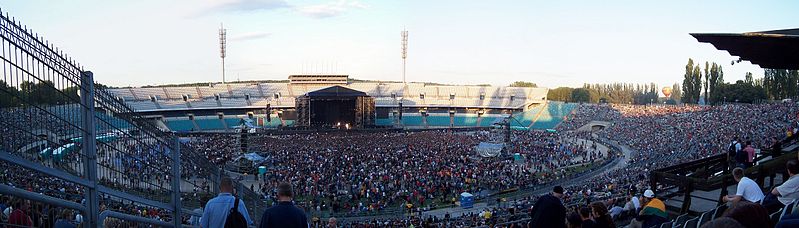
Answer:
[{"xmin": 0, "ymin": 8, "xmax": 260, "ymax": 227}]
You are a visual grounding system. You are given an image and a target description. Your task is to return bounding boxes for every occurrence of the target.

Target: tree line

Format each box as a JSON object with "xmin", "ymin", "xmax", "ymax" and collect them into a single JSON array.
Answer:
[
  {"xmin": 547, "ymin": 83, "xmax": 660, "ymax": 104},
  {"xmin": 681, "ymin": 58, "xmax": 799, "ymax": 104},
  {"xmin": 0, "ymin": 80, "xmax": 81, "ymax": 107}
]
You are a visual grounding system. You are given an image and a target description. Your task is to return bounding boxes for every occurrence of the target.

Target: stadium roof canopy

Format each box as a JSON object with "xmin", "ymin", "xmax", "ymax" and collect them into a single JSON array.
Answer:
[
  {"xmin": 305, "ymin": 85, "xmax": 368, "ymax": 97},
  {"xmin": 691, "ymin": 28, "xmax": 799, "ymax": 70}
]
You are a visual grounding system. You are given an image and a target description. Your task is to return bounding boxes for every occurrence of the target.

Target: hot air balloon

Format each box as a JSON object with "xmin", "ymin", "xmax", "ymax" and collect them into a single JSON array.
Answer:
[{"xmin": 662, "ymin": 87, "xmax": 672, "ymax": 97}]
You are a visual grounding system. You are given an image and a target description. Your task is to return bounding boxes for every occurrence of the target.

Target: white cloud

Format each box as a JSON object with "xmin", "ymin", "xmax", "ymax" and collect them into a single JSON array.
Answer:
[
  {"xmin": 188, "ymin": 0, "xmax": 290, "ymax": 17},
  {"xmin": 230, "ymin": 31, "xmax": 272, "ymax": 41},
  {"xmin": 296, "ymin": 0, "xmax": 368, "ymax": 19}
]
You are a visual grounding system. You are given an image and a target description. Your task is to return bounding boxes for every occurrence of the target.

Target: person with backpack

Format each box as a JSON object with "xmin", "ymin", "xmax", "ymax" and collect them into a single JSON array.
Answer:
[
  {"xmin": 728, "ymin": 138, "xmax": 740, "ymax": 169},
  {"xmin": 259, "ymin": 182, "xmax": 308, "ymax": 228},
  {"xmin": 200, "ymin": 177, "xmax": 253, "ymax": 228}
]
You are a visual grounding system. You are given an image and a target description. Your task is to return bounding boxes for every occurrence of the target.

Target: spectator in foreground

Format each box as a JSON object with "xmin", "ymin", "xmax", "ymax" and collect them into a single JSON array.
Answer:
[
  {"xmin": 637, "ymin": 189, "xmax": 667, "ymax": 228},
  {"xmin": 771, "ymin": 137, "xmax": 782, "ymax": 158},
  {"xmin": 53, "ymin": 209, "xmax": 76, "ymax": 228},
  {"xmin": 8, "ymin": 199, "xmax": 32, "ymax": 227},
  {"xmin": 590, "ymin": 201, "xmax": 616, "ymax": 228},
  {"xmin": 723, "ymin": 168, "xmax": 765, "ymax": 203},
  {"xmin": 624, "ymin": 190, "xmax": 641, "ymax": 214},
  {"xmin": 328, "ymin": 217, "xmax": 337, "ymax": 228},
  {"xmin": 566, "ymin": 212, "xmax": 582, "ymax": 228},
  {"xmin": 579, "ymin": 206, "xmax": 594, "ymax": 228},
  {"xmin": 530, "ymin": 186, "xmax": 566, "ymax": 228},
  {"xmin": 763, "ymin": 160, "xmax": 799, "ymax": 212},
  {"xmin": 259, "ymin": 182, "xmax": 308, "ymax": 228},
  {"xmin": 743, "ymin": 142, "xmax": 756, "ymax": 168},
  {"xmin": 700, "ymin": 217, "xmax": 745, "ymax": 228},
  {"xmin": 723, "ymin": 201, "xmax": 772, "ymax": 228},
  {"xmin": 200, "ymin": 177, "xmax": 253, "ymax": 228}
]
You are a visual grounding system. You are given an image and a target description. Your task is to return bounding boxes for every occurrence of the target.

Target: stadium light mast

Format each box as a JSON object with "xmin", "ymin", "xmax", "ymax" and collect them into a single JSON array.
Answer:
[
  {"xmin": 401, "ymin": 29, "xmax": 408, "ymax": 84},
  {"xmin": 219, "ymin": 23, "xmax": 227, "ymax": 84}
]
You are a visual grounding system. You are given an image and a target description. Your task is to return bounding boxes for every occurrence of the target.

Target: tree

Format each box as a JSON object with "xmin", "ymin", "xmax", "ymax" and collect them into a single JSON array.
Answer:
[
  {"xmin": 682, "ymin": 59, "xmax": 697, "ymax": 103},
  {"xmin": 570, "ymin": 88, "xmax": 591, "ymax": 103},
  {"xmin": 704, "ymin": 61, "xmax": 709, "ymax": 100},
  {"xmin": 670, "ymin": 83, "xmax": 681, "ymax": 103},
  {"xmin": 509, "ymin": 81, "xmax": 537, "ymax": 87},
  {"xmin": 764, "ymin": 69, "xmax": 799, "ymax": 100},
  {"xmin": 0, "ymin": 80, "xmax": 20, "ymax": 107},
  {"xmin": 714, "ymin": 80, "xmax": 767, "ymax": 103},
  {"xmin": 61, "ymin": 86, "xmax": 81, "ymax": 104},
  {"xmin": 581, "ymin": 83, "xmax": 659, "ymax": 104},
  {"xmin": 744, "ymin": 72, "xmax": 754, "ymax": 85},
  {"xmin": 691, "ymin": 63, "xmax": 702, "ymax": 103},
  {"xmin": 16, "ymin": 80, "xmax": 75, "ymax": 105},
  {"xmin": 547, "ymin": 87, "xmax": 574, "ymax": 102}
]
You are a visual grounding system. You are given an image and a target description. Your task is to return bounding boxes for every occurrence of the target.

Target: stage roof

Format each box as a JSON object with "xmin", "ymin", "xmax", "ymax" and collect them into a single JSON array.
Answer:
[
  {"xmin": 691, "ymin": 28, "xmax": 799, "ymax": 70},
  {"xmin": 305, "ymin": 85, "xmax": 368, "ymax": 97}
]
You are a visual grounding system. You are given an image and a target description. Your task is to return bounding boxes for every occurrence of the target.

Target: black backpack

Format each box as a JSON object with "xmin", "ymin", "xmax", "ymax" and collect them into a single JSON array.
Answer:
[
  {"xmin": 225, "ymin": 196, "xmax": 247, "ymax": 228},
  {"xmin": 727, "ymin": 143, "xmax": 736, "ymax": 156}
]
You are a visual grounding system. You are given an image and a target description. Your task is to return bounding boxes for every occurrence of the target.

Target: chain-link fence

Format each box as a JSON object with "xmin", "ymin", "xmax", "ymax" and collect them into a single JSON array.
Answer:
[{"xmin": 0, "ymin": 8, "xmax": 261, "ymax": 227}]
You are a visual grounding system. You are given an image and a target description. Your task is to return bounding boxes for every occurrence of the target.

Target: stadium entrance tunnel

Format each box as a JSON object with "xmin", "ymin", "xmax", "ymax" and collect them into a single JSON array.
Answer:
[
  {"xmin": 575, "ymin": 121, "xmax": 611, "ymax": 132},
  {"xmin": 296, "ymin": 86, "xmax": 375, "ymax": 128}
]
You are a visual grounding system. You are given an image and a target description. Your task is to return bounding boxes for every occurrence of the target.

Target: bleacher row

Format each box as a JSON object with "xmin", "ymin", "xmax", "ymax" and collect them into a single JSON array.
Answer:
[
  {"xmin": 161, "ymin": 101, "xmax": 578, "ymax": 132},
  {"xmin": 109, "ymin": 82, "xmax": 548, "ymax": 111},
  {"xmin": 660, "ymin": 200, "xmax": 799, "ymax": 228}
]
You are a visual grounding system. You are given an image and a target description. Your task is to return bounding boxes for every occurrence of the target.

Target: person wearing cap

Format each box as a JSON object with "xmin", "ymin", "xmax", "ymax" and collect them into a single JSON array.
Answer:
[
  {"xmin": 530, "ymin": 186, "xmax": 566, "ymax": 228},
  {"xmin": 636, "ymin": 189, "xmax": 667, "ymax": 228},
  {"xmin": 260, "ymin": 182, "xmax": 308, "ymax": 228}
]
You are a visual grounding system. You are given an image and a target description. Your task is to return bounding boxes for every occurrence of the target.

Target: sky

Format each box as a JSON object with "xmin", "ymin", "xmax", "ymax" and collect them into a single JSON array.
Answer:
[{"xmin": 2, "ymin": 0, "xmax": 797, "ymax": 88}]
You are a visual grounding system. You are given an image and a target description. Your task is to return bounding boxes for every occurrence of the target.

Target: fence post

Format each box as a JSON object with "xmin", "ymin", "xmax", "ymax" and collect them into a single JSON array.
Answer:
[
  {"xmin": 80, "ymin": 71, "xmax": 100, "ymax": 228},
  {"xmin": 172, "ymin": 136, "xmax": 182, "ymax": 227}
]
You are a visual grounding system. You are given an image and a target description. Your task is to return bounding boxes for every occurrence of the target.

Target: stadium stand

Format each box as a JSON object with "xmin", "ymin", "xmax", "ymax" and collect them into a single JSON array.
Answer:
[
  {"xmin": 109, "ymin": 81, "xmax": 553, "ymax": 131},
  {"xmin": 530, "ymin": 102, "xmax": 577, "ymax": 129},
  {"xmin": 425, "ymin": 114, "xmax": 452, "ymax": 127},
  {"xmin": 165, "ymin": 119, "xmax": 196, "ymax": 132}
]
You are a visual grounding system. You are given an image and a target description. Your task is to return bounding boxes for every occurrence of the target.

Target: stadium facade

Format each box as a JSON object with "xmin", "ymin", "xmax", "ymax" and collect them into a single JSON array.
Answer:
[{"xmin": 108, "ymin": 75, "xmax": 577, "ymax": 132}]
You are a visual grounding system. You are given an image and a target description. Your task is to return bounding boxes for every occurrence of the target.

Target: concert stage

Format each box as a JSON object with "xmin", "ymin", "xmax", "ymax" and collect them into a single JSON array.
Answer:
[{"xmin": 295, "ymin": 86, "xmax": 375, "ymax": 128}]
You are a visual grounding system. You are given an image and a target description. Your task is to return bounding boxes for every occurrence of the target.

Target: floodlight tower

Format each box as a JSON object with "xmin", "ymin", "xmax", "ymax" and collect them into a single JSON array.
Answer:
[
  {"xmin": 401, "ymin": 29, "xmax": 408, "ymax": 84},
  {"xmin": 219, "ymin": 24, "xmax": 227, "ymax": 84}
]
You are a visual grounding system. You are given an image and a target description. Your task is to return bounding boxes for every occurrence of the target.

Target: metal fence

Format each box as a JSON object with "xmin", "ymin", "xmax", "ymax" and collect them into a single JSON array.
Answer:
[{"xmin": 0, "ymin": 8, "xmax": 261, "ymax": 227}]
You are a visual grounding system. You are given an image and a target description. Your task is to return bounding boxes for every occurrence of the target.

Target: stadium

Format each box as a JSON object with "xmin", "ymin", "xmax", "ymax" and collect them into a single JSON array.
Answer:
[
  {"xmin": 106, "ymin": 75, "xmax": 560, "ymax": 132},
  {"xmin": 2, "ymin": 3, "xmax": 799, "ymax": 228}
]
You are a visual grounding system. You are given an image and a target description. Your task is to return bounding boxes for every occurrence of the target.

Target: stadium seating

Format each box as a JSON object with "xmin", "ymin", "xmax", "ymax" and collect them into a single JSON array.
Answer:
[
  {"xmin": 224, "ymin": 118, "xmax": 242, "ymax": 128},
  {"xmin": 401, "ymin": 115, "xmax": 424, "ymax": 126},
  {"xmin": 425, "ymin": 115, "xmax": 452, "ymax": 126},
  {"xmin": 453, "ymin": 114, "xmax": 479, "ymax": 126},
  {"xmin": 108, "ymin": 81, "xmax": 555, "ymax": 131},
  {"xmin": 530, "ymin": 101, "xmax": 577, "ymax": 129},
  {"xmin": 375, "ymin": 118, "xmax": 394, "ymax": 126},
  {"xmin": 166, "ymin": 119, "xmax": 196, "ymax": 132},
  {"xmin": 194, "ymin": 118, "xmax": 225, "ymax": 130},
  {"xmin": 478, "ymin": 116, "xmax": 502, "ymax": 127},
  {"xmin": 44, "ymin": 105, "xmax": 132, "ymax": 132}
]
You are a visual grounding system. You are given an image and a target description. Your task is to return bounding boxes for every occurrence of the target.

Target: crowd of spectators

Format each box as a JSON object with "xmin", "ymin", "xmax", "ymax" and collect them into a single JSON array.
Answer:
[
  {"xmin": 3, "ymin": 101, "xmax": 799, "ymax": 227},
  {"xmin": 234, "ymin": 129, "xmax": 610, "ymax": 217}
]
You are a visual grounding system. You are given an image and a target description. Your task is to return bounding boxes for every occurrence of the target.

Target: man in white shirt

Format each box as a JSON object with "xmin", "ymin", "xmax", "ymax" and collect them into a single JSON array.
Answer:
[
  {"xmin": 723, "ymin": 168, "xmax": 764, "ymax": 203},
  {"xmin": 623, "ymin": 191, "xmax": 641, "ymax": 213},
  {"xmin": 764, "ymin": 160, "xmax": 799, "ymax": 212}
]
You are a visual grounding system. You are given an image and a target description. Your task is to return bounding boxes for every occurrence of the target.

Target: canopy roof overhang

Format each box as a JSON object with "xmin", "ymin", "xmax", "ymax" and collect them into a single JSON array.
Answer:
[
  {"xmin": 304, "ymin": 85, "xmax": 368, "ymax": 97},
  {"xmin": 691, "ymin": 28, "xmax": 799, "ymax": 70}
]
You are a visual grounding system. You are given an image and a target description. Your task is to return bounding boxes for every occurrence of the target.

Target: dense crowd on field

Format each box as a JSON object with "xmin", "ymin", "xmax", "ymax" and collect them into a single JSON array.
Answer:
[{"xmin": 240, "ymin": 129, "xmax": 606, "ymax": 216}]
